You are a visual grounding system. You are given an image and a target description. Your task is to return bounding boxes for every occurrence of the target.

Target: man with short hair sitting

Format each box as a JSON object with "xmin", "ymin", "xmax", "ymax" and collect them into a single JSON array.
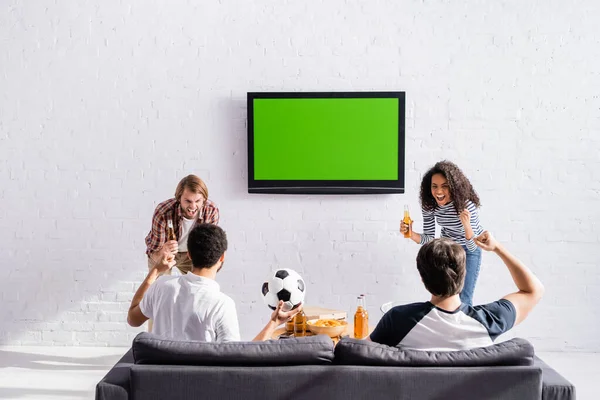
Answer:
[
  {"xmin": 367, "ymin": 231, "xmax": 544, "ymax": 350},
  {"xmin": 128, "ymin": 223, "xmax": 300, "ymax": 342}
]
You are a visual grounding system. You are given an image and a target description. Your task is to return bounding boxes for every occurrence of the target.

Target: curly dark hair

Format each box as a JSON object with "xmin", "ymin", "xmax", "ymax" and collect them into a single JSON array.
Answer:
[
  {"xmin": 416, "ymin": 238, "xmax": 466, "ymax": 297},
  {"xmin": 187, "ymin": 223, "xmax": 228, "ymax": 269},
  {"xmin": 419, "ymin": 160, "xmax": 481, "ymax": 214}
]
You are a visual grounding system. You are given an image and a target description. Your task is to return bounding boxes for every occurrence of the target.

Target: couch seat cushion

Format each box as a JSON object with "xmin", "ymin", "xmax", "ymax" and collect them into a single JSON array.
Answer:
[{"xmin": 334, "ymin": 337, "xmax": 534, "ymax": 366}]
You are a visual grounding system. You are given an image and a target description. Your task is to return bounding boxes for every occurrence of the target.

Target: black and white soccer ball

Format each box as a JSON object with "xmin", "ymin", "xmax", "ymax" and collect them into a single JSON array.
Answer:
[{"xmin": 261, "ymin": 268, "xmax": 306, "ymax": 311}]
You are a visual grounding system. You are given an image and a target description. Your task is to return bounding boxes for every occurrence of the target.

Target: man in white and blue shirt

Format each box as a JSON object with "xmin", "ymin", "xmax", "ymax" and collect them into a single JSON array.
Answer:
[{"xmin": 368, "ymin": 232, "xmax": 544, "ymax": 351}]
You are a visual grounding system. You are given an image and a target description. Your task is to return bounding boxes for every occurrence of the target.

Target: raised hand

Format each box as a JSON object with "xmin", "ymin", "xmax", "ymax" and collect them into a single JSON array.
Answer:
[
  {"xmin": 161, "ymin": 240, "xmax": 179, "ymax": 257},
  {"xmin": 155, "ymin": 253, "xmax": 176, "ymax": 274},
  {"xmin": 270, "ymin": 300, "xmax": 303, "ymax": 325},
  {"xmin": 474, "ymin": 231, "xmax": 499, "ymax": 252},
  {"xmin": 459, "ymin": 209, "xmax": 471, "ymax": 226},
  {"xmin": 400, "ymin": 220, "xmax": 412, "ymax": 237}
]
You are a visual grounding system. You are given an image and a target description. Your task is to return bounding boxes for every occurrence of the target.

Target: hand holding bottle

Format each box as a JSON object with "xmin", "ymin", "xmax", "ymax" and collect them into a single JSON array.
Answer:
[
  {"xmin": 400, "ymin": 205, "xmax": 413, "ymax": 239},
  {"xmin": 400, "ymin": 220, "xmax": 413, "ymax": 237},
  {"xmin": 165, "ymin": 219, "xmax": 179, "ymax": 254},
  {"xmin": 160, "ymin": 240, "xmax": 178, "ymax": 256}
]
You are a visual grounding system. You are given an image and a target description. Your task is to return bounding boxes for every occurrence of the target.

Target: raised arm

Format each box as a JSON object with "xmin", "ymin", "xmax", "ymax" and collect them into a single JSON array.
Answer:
[
  {"xmin": 127, "ymin": 254, "xmax": 175, "ymax": 327},
  {"xmin": 203, "ymin": 201, "xmax": 220, "ymax": 225},
  {"xmin": 253, "ymin": 301, "xmax": 302, "ymax": 341},
  {"xmin": 146, "ymin": 211, "xmax": 178, "ymax": 266},
  {"xmin": 460, "ymin": 201, "xmax": 481, "ymax": 252},
  {"xmin": 475, "ymin": 232, "xmax": 544, "ymax": 325}
]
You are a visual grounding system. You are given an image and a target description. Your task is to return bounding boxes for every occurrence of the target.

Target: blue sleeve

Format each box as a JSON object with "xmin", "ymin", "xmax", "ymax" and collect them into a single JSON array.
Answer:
[
  {"xmin": 370, "ymin": 310, "xmax": 397, "ymax": 346},
  {"xmin": 468, "ymin": 299, "xmax": 517, "ymax": 340},
  {"xmin": 370, "ymin": 303, "xmax": 433, "ymax": 347}
]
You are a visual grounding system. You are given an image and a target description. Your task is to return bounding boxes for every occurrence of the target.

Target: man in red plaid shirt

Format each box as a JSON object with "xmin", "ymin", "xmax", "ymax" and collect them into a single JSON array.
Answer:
[{"xmin": 145, "ymin": 175, "xmax": 220, "ymax": 275}]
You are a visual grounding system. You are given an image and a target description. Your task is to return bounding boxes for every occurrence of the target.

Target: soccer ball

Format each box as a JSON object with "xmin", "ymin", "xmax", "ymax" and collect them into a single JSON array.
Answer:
[{"xmin": 261, "ymin": 268, "xmax": 306, "ymax": 311}]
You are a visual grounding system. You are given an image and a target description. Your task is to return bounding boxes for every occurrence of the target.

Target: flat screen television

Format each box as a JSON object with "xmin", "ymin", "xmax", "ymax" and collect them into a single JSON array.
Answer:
[{"xmin": 247, "ymin": 91, "xmax": 405, "ymax": 194}]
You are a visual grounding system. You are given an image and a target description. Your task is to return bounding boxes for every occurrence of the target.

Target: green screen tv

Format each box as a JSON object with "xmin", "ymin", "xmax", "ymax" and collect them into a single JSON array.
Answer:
[{"xmin": 248, "ymin": 92, "xmax": 405, "ymax": 194}]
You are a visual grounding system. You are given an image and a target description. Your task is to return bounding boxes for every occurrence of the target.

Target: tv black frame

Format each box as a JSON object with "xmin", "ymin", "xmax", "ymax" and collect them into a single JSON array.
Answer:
[{"xmin": 247, "ymin": 91, "xmax": 406, "ymax": 194}]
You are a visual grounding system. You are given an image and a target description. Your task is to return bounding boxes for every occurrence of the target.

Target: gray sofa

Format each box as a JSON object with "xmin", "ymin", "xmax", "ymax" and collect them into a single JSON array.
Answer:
[{"xmin": 96, "ymin": 333, "xmax": 576, "ymax": 400}]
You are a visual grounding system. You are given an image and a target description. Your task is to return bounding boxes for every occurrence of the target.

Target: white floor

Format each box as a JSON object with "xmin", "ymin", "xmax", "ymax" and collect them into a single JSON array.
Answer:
[
  {"xmin": 0, "ymin": 346, "xmax": 596, "ymax": 400},
  {"xmin": 0, "ymin": 346, "xmax": 128, "ymax": 400}
]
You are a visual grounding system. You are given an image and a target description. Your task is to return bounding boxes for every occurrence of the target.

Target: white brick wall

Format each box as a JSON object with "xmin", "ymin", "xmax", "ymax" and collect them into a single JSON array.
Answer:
[{"xmin": 1, "ymin": 1, "xmax": 599, "ymax": 350}]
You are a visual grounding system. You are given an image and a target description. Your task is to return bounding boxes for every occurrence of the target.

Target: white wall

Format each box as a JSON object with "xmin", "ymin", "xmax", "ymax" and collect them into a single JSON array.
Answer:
[{"xmin": 1, "ymin": 1, "xmax": 599, "ymax": 350}]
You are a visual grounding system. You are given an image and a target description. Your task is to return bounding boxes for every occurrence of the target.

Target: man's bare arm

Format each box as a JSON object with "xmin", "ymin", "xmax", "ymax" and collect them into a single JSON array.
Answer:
[
  {"xmin": 252, "ymin": 301, "xmax": 302, "ymax": 341},
  {"xmin": 475, "ymin": 232, "xmax": 544, "ymax": 325},
  {"xmin": 127, "ymin": 255, "xmax": 175, "ymax": 327}
]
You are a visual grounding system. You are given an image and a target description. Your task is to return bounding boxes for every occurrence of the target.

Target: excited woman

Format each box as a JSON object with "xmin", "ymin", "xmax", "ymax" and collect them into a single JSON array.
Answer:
[{"xmin": 401, "ymin": 160, "xmax": 484, "ymax": 305}]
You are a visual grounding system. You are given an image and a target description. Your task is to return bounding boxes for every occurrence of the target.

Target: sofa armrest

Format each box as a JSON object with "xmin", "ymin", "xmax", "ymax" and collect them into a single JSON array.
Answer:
[
  {"xmin": 534, "ymin": 356, "xmax": 576, "ymax": 400},
  {"xmin": 95, "ymin": 349, "xmax": 133, "ymax": 400}
]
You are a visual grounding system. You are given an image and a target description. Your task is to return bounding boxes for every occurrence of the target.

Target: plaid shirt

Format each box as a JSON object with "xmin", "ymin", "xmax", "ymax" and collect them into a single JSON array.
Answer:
[{"xmin": 145, "ymin": 198, "xmax": 220, "ymax": 255}]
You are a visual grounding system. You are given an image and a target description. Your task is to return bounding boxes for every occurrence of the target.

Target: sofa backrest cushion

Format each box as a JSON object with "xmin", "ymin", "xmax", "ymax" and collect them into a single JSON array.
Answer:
[
  {"xmin": 334, "ymin": 337, "xmax": 534, "ymax": 366},
  {"xmin": 132, "ymin": 332, "xmax": 335, "ymax": 366}
]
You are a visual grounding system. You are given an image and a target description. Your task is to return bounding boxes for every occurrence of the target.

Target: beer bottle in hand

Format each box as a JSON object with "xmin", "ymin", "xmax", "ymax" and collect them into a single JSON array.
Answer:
[
  {"xmin": 165, "ymin": 219, "xmax": 179, "ymax": 272},
  {"xmin": 167, "ymin": 219, "xmax": 177, "ymax": 241},
  {"xmin": 403, "ymin": 205, "xmax": 412, "ymax": 239}
]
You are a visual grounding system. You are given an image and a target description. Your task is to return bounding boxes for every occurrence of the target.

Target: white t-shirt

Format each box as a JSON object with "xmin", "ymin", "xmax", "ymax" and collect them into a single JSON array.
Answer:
[
  {"xmin": 177, "ymin": 217, "xmax": 196, "ymax": 252},
  {"xmin": 140, "ymin": 273, "xmax": 240, "ymax": 342}
]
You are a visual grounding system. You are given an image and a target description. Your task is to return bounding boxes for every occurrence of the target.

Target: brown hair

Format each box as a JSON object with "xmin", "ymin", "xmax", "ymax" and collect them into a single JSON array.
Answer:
[
  {"xmin": 416, "ymin": 238, "xmax": 466, "ymax": 297},
  {"xmin": 419, "ymin": 160, "xmax": 480, "ymax": 214},
  {"xmin": 174, "ymin": 175, "xmax": 208, "ymax": 201}
]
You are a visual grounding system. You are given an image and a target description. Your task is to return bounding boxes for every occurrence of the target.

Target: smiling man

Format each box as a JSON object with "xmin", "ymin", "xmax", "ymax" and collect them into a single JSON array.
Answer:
[{"xmin": 145, "ymin": 175, "xmax": 220, "ymax": 275}]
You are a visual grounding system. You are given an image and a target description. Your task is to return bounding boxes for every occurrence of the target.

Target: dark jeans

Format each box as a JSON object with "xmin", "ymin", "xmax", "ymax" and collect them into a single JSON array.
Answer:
[{"xmin": 460, "ymin": 246, "xmax": 482, "ymax": 306}]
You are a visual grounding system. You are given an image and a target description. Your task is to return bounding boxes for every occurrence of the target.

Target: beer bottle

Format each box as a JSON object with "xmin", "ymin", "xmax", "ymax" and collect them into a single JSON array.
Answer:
[
  {"xmin": 167, "ymin": 219, "xmax": 177, "ymax": 241},
  {"xmin": 165, "ymin": 219, "xmax": 178, "ymax": 272},
  {"xmin": 361, "ymin": 294, "xmax": 369, "ymax": 323},
  {"xmin": 285, "ymin": 318, "xmax": 295, "ymax": 335},
  {"xmin": 293, "ymin": 310, "xmax": 307, "ymax": 337},
  {"xmin": 354, "ymin": 295, "xmax": 369, "ymax": 339},
  {"xmin": 403, "ymin": 205, "xmax": 412, "ymax": 239}
]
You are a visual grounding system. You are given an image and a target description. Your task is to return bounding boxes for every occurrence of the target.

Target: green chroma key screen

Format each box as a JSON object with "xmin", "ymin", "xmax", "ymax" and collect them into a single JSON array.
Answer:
[{"xmin": 252, "ymin": 98, "xmax": 399, "ymax": 180}]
